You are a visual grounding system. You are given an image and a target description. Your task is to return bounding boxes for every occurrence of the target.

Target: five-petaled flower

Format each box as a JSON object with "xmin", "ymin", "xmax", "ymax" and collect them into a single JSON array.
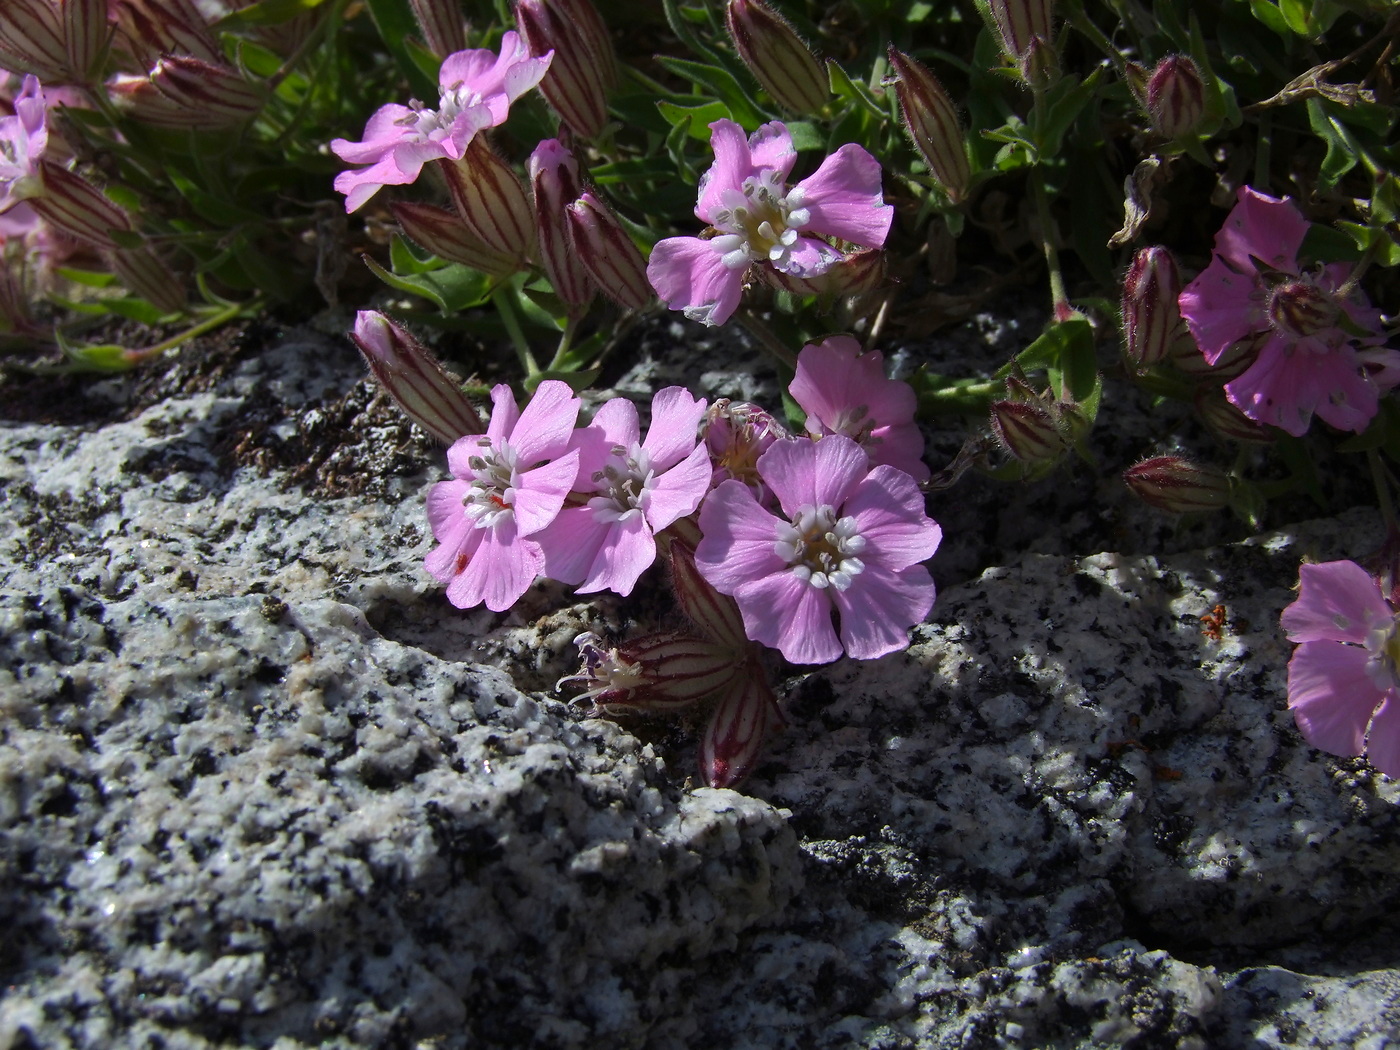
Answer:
[
  {"xmin": 696, "ymin": 434, "xmax": 940, "ymax": 664},
  {"xmin": 425, "ymin": 379, "xmax": 580, "ymax": 612},
  {"xmin": 539, "ymin": 386, "xmax": 712, "ymax": 596},
  {"xmin": 647, "ymin": 119, "xmax": 893, "ymax": 327},
  {"xmin": 1281, "ymin": 559, "xmax": 1400, "ymax": 778},
  {"xmin": 331, "ymin": 32, "xmax": 552, "ymax": 212},
  {"xmin": 1177, "ymin": 187, "xmax": 1400, "ymax": 437}
]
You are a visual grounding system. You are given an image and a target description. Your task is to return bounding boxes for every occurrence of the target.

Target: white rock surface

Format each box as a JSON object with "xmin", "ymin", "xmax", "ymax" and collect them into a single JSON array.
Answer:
[{"xmin": 1, "ymin": 324, "xmax": 1396, "ymax": 1048}]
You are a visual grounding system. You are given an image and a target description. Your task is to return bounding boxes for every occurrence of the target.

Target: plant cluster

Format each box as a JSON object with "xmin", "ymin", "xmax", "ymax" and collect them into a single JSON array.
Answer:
[{"xmin": 3, "ymin": 0, "xmax": 1399, "ymax": 784}]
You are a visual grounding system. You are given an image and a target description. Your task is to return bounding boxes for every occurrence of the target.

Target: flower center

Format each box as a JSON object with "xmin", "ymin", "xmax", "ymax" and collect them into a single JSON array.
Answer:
[
  {"xmin": 774, "ymin": 503, "xmax": 866, "ymax": 590},
  {"xmin": 461, "ymin": 437, "xmax": 522, "ymax": 529},
  {"xmin": 1267, "ymin": 278, "xmax": 1341, "ymax": 342},
  {"xmin": 587, "ymin": 443, "xmax": 654, "ymax": 524},
  {"xmin": 710, "ymin": 169, "xmax": 811, "ymax": 271},
  {"xmin": 1364, "ymin": 616, "xmax": 1400, "ymax": 692}
]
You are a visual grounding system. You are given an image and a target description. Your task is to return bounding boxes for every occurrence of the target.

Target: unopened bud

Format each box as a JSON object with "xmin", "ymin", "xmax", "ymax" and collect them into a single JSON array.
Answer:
[
  {"xmin": 562, "ymin": 630, "xmax": 741, "ymax": 712},
  {"xmin": 700, "ymin": 667, "xmax": 782, "ymax": 789},
  {"xmin": 725, "ymin": 0, "xmax": 828, "ymax": 115},
  {"xmin": 1268, "ymin": 279, "xmax": 1340, "ymax": 339},
  {"xmin": 391, "ymin": 201, "xmax": 522, "ymax": 278},
  {"xmin": 1121, "ymin": 246, "xmax": 1184, "ymax": 371},
  {"xmin": 515, "ymin": 0, "xmax": 610, "ymax": 139},
  {"xmin": 528, "ymin": 139, "xmax": 594, "ymax": 314},
  {"xmin": 1194, "ymin": 385, "xmax": 1274, "ymax": 445},
  {"xmin": 30, "ymin": 161, "xmax": 132, "ymax": 249},
  {"xmin": 0, "ymin": 0, "xmax": 71, "ymax": 82},
  {"xmin": 887, "ymin": 47, "xmax": 971, "ymax": 204},
  {"xmin": 985, "ymin": 0, "xmax": 1056, "ymax": 79},
  {"xmin": 350, "ymin": 310, "xmax": 485, "ymax": 444},
  {"xmin": 759, "ymin": 247, "xmax": 884, "ymax": 298},
  {"xmin": 437, "ymin": 142, "xmax": 534, "ymax": 269},
  {"xmin": 989, "ymin": 398, "xmax": 1065, "ymax": 465},
  {"xmin": 669, "ymin": 540, "xmax": 748, "ymax": 650},
  {"xmin": 408, "ymin": 0, "xmax": 467, "ymax": 59},
  {"xmin": 1146, "ymin": 55, "xmax": 1207, "ymax": 140},
  {"xmin": 566, "ymin": 191, "xmax": 651, "ymax": 311},
  {"xmin": 146, "ymin": 56, "xmax": 265, "ymax": 128},
  {"xmin": 113, "ymin": 0, "xmax": 223, "ymax": 66},
  {"xmin": 1123, "ymin": 455, "xmax": 1231, "ymax": 513},
  {"xmin": 107, "ymin": 246, "xmax": 185, "ymax": 313}
]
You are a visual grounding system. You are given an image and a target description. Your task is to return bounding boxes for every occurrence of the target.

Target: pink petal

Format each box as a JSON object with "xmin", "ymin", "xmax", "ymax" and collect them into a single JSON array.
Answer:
[
  {"xmin": 1281, "ymin": 560, "xmax": 1391, "ymax": 645},
  {"xmin": 578, "ymin": 512, "xmax": 656, "ymax": 596},
  {"xmin": 1215, "ymin": 186, "xmax": 1308, "ymax": 273},
  {"xmin": 646, "ymin": 442, "xmax": 712, "ymax": 532},
  {"xmin": 647, "ymin": 236, "xmax": 746, "ymax": 326},
  {"xmin": 695, "ymin": 119, "xmax": 753, "ymax": 224},
  {"xmin": 1287, "ymin": 641, "xmax": 1382, "ymax": 757},
  {"xmin": 589, "ymin": 396, "xmax": 641, "ymax": 449},
  {"xmin": 537, "ymin": 506, "xmax": 612, "ymax": 584},
  {"xmin": 735, "ymin": 570, "xmax": 842, "ymax": 664},
  {"xmin": 844, "ymin": 465, "xmax": 942, "ymax": 571},
  {"xmin": 509, "ymin": 379, "xmax": 580, "ymax": 462},
  {"xmin": 832, "ymin": 562, "xmax": 937, "ymax": 660},
  {"xmin": 1365, "ymin": 695, "xmax": 1400, "ymax": 778},
  {"xmin": 1309, "ymin": 348, "xmax": 1382, "ymax": 434},
  {"xmin": 1224, "ymin": 336, "xmax": 1317, "ymax": 437},
  {"xmin": 1177, "ymin": 255, "xmax": 1265, "ymax": 364},
  {"xmin": 759, "ymin": 435, "xmax": 867, "ymax": 519},
  {"xmin": 447, "ymin": 517, "xmax": 543, "ymax": 611},
  {"xmin": 791, "ymin": 338, "xmax": 913, "ymax": 431},
  {"xmin": 695, "ymin": 480, "xmax": 787, "ymax": 594},
  {"xmin": 330, "ymin": 104, "xmax": 417, "ymax": 164},
  {"xmin": 512, "ymin": 449, "xmax": 579, "ymax": 536},
  {"xmin": 485, "ymin": 383, "xmax": 520, "ymax": 443},
  {"xmin": 773, "ymin": 236, "xmax": 844, "ymax": 278},
  {"xmin": 642, "ymin": 386, "xmax": 707, "ymax": 472},
  {"xmin": 867, "ymin": 423, "xmax": 930, "ymax": 480},
  {"xmin": 791, "ymin": 143, "xmax": 893, "ymax": 248},
  {"xmin": 746, "ymin": 121, "xmax": 797, "ymax": 180}
]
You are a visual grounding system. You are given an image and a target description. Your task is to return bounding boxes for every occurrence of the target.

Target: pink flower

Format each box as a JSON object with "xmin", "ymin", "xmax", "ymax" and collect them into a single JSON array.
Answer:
[
  {"xmin": 695, "ymin": 434, "xmax": 941, "ymax": 664},
  {"xmin": 538, "ymin": 386, "xmax": 711, "ymax": 596},
  {"xmin": 703, "ymin": 398, "xmax": 789, "ymax": 499},
  {"xmin": 647, "ymin": 119, "xmax": 893, "ymax": 327},
  {"xmin": 1178, "ymin": 187, "xmax": 1400, "ymax": 436},
  {"xmin": 331, "ymin": 32, "xmax": 552, "ymax": 212},
  {"xmin": 1281, "ymin": 560, "xmax": 1400, "ymax": 778},
  {"xmin": 789, "ymin": 335, "xmax": 929, "ymax": 481},
  {"xmin": 425, "ymin": 379, "xmax": 580, "ymax": 612},
  {"xmin": 0, "ymin": 75, "xmax": 47, "ymax": 213}
]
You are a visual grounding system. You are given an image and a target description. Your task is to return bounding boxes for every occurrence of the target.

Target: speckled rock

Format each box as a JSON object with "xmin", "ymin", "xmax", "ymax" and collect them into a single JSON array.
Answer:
[{"xmin": 1, "ymin": 320, "xmax": 1397, "ymax": 1049}]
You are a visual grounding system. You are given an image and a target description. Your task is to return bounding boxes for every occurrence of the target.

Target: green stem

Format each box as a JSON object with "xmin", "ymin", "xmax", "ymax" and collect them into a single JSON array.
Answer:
[
  {"xmin": 542, "ymin": 317, "xmax": 579, "ymax": 373},
  {"xmin": 491, "ymin": 287, "xmax": 539, "ymax": 376},
  {"xmin": 917, "ymin": 377, "xmax": 1004, "ymax": 416},
  {"xmin": 734, "ymin": 310, "xmax": 797, "ymax": 370},
  {"xmin": 124, "ymin": 297, "xmax": 254, "ymax": 364},
  {"xmin": 1030, "ymin": 167, "xmax": 1070, "ymax": 318}
]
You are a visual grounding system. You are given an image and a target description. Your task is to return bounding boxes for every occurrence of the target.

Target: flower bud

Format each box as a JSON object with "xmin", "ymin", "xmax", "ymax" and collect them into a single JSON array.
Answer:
[
  {"xmin": 985, "ymin": 0, "xmax": 1057, "ymax": 80},
  {"xmin": 1146, "ymin": 55, "xmax": 1207, "ymax": 140},
  {"xmin": 669, "ymin": 540, "xmax": 748, "ymax": 650},
  {"xmin": 437, "ymin": 142, "xmax": 534, "ymax": 270},
  {"xmin": 1193, "ymin": 385, "xmax": 1274, "ymax": 445},
  {"xmin": 989, "ymin": 398, "xmax": 1065, "ymax": 465},
  {"xmin": 0, "ymin": 0, "xmax": 71, "ymax": 82},
  {"xmin": 700, "ymin": 667, "xmax": 782, "ymax": 789},
  {"xmin": 391, "ymin": 201, "xmax": 522, "ymax": 278},
  {"xmin": 30, "ymin": 161, "xmax": 132, "ymax": 249},
  {"xmin": 1171, "ymin": 328, "xmax": 1260, "ymax": 380},
  {"xmin": 1123, "ymin": 455, "xmax": 1231, "ymax": 513},
  {"xmin": 350, "ymin": 310, "xmax": 485, "ymax": 444},
  {"xmin": 515, "ymin": 0, "xmax": 610, "ymax": 139},
  {"xmin": 107, "ymin": 245, "xmax": 185, "ymax": 313},
  {"xmin": 760, "ymin": 247, "xmax": 885, "ymax": 298},
  {"xmin": 725, "ymin": 0, "xmax": 829, "ymax": 116},
  {"xmin": 145, "ymin": 56, "xmax": 266, "ymax": 128},
  {"xmin": 1121, "ymin": 246, "xmax": 1184, "ymax": 371},
  {"xmin": 561, "ymin": 631, "xmax": 741, "ymax": 712},
  {"xmin": 528, "ymin": 139, "xmax": 594, "ymax": 314},
  {"xmin": 408, "ymin": 0, "xmax": 467, "ymax": 59},
  {"xmin": 0, "ymin": 262, "xmax": 38, "ymax": 335},
  {"xmin": 703, "ymin": 398, "xmax": 788, "ymax": 497},
  {"xmin": 1267, "ymin": 279, "xmax": 1340, "ymax": 339},
  {"xmin": 566, "ymin": 191, "xmax": 651, "ymax": 311},
  {"xmin": 886, "ymin": 47, "xmax": 972, "ymax": 204},
  {"xmin": 112, "ymin": 0, "xmax": 223, "ymax": 67},
  {"xmin": 63, "ymin": 0, "xmax": 109, "ymax": 83},
  {"xmin": 547, "ymin": 0, "xmax": 617, "ymax": 87}
]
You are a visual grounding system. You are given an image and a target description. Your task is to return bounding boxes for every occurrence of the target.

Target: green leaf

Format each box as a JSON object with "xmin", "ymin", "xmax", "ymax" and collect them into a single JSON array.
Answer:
[
  {"xmin": 54, "ymin": 267, "xmax": 119, "ymax": 289},
  {"xmin": 523, "ymin": 368, "xmax": 600, "ymax": 394},
  {"xmin": 361, "ymin": 0, "xmax": 437, "ymax": 98},
  {"xmin": 212, "ymin": 0, "xmax": 328, "ymax": 31},
  {"xmin": 389, "ymin": 233, "xmax": 445, "ymax": 275},
  {"xmin": 1032, "ymin": 66, "xmax": 1103, "ymax": 156},
  {"xmin": 1308, "ymin": 97, "xmax": 1362, "ymax": 189},
  {"xmin": 55, "ymin": 329, "xmax": 137, "ymax": 371},
  {"xmin": 1303, "ymin": 223, "xmax": 1364, "ymax": 264},
  {"xmin": 657, "ymin": 99, "xmax": 733, "ymax": 140},
  {"xmin": 656, "ymin": 57, "xmax": 762, "ymax": 129},
  {"xmin": 362, "ymin": 255, "xmax": 492, "ymax": 314},
  {"xmin": 1246, "ymin": 0, "xmax": 1291, "ymax": 36}
]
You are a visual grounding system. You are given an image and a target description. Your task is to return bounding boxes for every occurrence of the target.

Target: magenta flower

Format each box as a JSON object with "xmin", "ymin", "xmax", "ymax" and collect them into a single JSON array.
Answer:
[
  {"xmin": 539, "ymin": 387, "xmax": 711, "ymax": 596},
  {"xmin": 789, "ymin": 335, "xmax": 929, "ymax": 481},
  {"xmin": 647, "ymin": 119, "xmax": 893, "ymax": 327},
  {"xmin": 0, "ymin": 75, "xmax": 47, "ymax": 213},
  {"xmin": 696, "ymin": 434, "xmax": 941, "ymax": 664},
  {"xmin": 1178, "ymin": 187, "xmax": 1400, "ymax": 436},
  {"xmin": 425, "ymin": 379, "xmax": 580, "ymax": 612},
  {"xmin": 331, "ymin": 32, "xmax": 552, "ymax": 212},
  {"xmin": 1281, "ymin": 560, "xmax": 1400, "ymax": 778}
]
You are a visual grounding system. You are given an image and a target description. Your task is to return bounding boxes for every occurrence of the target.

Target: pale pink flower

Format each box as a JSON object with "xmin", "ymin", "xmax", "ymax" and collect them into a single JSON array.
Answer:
[
  {"xmin": 425, "ymin": 379, "xmax": 580, "ymax": 612},
  {"xmin": 696, "ymin": 434, "xmax": 940, "ymax": 664},
  {"xmin": 1281, "ymin": 559, "xmax": 1400, "ymax": 778},
  {"xmin": 0, "ymin": 75, "xmax": 47, "ymax": 213},
  {"xmin": 538, "ymin": 386, "xmax": 711, "ymax": 596},
  {"xmin": 647, "ymin": 119, "xmax": 893, "ymax": 327},
  {"xmin": 331, "ymin": 32, "xmax": 552, "ymax": 212},
  {"xmin": 1178, "ymin": 187, "xmax": 1400, "ymax": 436},
  {"xmin": 789, "ymin": 335, "xmax": 929, "ymax": 481}
]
